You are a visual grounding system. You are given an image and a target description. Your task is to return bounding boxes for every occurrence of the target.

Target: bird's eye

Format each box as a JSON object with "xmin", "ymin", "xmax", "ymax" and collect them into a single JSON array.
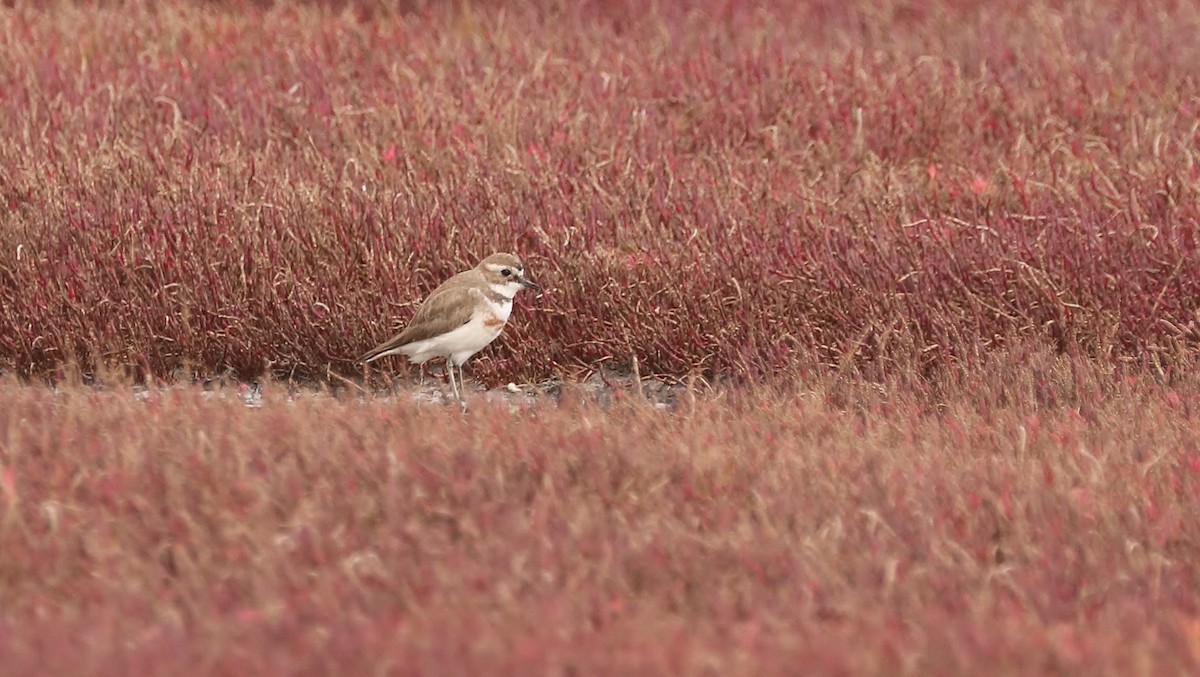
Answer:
[{"xmin": 501, "ymin": 269, "xmax": 511, "ymax": 277}]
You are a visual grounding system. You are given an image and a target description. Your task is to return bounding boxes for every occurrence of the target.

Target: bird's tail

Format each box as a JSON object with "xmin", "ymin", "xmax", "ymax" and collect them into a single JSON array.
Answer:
[
  {"xmin": 357, "ymin": 345, "xmax": 386, "ymax": 364},
  {"xmin": 357, "ymin": 337, "xmax": 407, "ymax": 365}
]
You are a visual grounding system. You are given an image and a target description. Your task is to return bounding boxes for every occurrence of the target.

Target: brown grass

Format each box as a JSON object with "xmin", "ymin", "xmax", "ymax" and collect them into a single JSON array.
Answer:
[
  {"xmin": 2, "ymin": 1, "xmax": 1200, "ymax": 673},
  {"xmin": 1, "ymin": 352, "xmax": 1199, "ymax": 675},
  {"xmin": 0, "ymin": 0, "xmax": 1197, "ymax": 383}
]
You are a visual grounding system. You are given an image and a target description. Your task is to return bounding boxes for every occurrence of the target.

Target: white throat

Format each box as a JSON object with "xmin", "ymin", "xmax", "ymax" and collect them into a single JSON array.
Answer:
[{"xmin": 489, "ymin": 281, "xmax": 521, "ymax": 299}]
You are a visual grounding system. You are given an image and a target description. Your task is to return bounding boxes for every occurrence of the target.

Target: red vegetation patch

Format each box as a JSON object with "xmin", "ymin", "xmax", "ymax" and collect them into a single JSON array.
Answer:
[
  {"xmin": 0, "ymin": 0, "xmax": 1196, "ymax": 383},
  {"xmin": 0, "ymin": 354, "xmax": 1198, "ymax": 674}
]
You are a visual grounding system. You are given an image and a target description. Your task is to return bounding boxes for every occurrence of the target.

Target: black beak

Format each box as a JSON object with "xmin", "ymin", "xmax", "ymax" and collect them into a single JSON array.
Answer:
[{"xmin": 519, "ymin": 277, "xmax": 541, "ymax": 291}]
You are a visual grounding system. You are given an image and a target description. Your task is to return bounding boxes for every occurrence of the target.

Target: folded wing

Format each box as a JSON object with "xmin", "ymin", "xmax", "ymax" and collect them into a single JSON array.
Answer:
[{"xmin": 358, "ymin": 283, "xmax": 478, "ymax": 363}]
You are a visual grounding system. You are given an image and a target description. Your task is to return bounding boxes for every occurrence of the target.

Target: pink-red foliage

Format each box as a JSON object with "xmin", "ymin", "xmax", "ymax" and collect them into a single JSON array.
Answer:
[
  {"xmin": 0, "ymin": 353, "xmax": 1199, "ymax": 674},
  {"xmin": 0, "ymin": 0, "xmax": 1196, "ymax": 383}
]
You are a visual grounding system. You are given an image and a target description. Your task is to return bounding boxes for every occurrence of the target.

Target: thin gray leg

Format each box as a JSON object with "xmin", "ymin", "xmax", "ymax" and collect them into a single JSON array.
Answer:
[
  {"xmin": 446, "ymin": 360, "xmax": 461, "ymax": 402},
  {"xmin": 459, "ymin": 363, "xmax": 470, "ymax": 411}
]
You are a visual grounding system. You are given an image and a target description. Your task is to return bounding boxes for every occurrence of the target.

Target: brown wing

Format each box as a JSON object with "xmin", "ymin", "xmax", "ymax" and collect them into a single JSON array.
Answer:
[{"xmin": 358, "ymin": 274, "xmax": 482, "ymax": 363}]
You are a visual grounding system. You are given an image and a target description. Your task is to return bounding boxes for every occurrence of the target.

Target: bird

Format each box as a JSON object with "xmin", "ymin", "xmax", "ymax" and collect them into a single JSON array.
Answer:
[{"xmin": 358, "ymin": 252, "xmax": 540, "ymax": 403}]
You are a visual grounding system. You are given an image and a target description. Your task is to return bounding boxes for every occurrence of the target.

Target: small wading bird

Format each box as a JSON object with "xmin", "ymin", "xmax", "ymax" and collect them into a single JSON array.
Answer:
[{"xmin": 358, "ymin": 252, "xmax": 540, "ymax": 403}]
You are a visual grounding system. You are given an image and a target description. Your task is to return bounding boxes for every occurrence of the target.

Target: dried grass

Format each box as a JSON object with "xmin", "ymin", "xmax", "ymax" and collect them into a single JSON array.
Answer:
[{"xmin": 0, "ymin": 0, "xmax": 1196, "ymax": 383}]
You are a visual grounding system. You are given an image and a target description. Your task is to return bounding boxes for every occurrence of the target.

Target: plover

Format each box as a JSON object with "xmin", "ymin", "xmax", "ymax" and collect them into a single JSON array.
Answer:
[{"xmin": 359, "ymin": 252, "xmax": 540, "ymax": 402}]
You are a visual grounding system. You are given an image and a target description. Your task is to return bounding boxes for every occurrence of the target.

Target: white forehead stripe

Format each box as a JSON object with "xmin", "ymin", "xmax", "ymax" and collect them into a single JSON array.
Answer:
[{"xmin": 485, "ymin": 262, "xmax": 522, "ymax": 272}]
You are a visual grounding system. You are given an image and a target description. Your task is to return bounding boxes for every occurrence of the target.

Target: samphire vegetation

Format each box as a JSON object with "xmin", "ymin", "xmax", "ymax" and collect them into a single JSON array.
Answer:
[
  {"xmin": 1, "ymin": 1, "xmax": 1198, "ymax": 674},
  {"xmin": 0, "ymin": 0, "xmax": 1196, "ymax": 384}
]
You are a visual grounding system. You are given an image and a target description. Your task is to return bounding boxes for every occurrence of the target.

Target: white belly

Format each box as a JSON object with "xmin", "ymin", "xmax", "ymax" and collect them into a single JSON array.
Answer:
[{"xmin": 402, "ymin": 298, "xmax": 511, "ymax": 366}]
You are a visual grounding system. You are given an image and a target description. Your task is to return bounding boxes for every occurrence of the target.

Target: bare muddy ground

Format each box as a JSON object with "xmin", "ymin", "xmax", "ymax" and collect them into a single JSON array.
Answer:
[
  {"xmin": 327, "ymin": 367, "xmax": 689, "ymax": 411},
  {"xmin": 108, "ymin": 366, "xmax": 694, "ymax": 412}
]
